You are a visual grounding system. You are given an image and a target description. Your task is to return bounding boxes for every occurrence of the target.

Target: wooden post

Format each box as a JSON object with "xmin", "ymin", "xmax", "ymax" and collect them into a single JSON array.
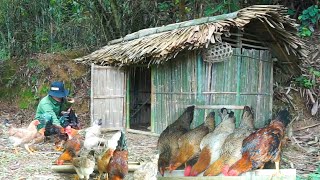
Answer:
[
  {"xmin": 126, "ymin": 70, "xmax": 130, "ymax": 129},
  {"xmin": 90, "ymin": 63, "xmax": 94, "ymax": 125},
  {"xmin": 235, "ymin": 32, "xmax": 243, "ymax": 127},
  {"xmin": 151, "ymin": 66, "xmax": 155, "ymax": 133},
  {"xmin": 196, "ymin": 52, "xmax": 205, "ymax": 125}
]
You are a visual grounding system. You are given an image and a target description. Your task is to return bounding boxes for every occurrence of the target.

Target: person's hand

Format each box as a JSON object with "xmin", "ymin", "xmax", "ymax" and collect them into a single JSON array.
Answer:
[{"xmin": 67, "ymin": 97, "xmax": 75, "ymax": 104}]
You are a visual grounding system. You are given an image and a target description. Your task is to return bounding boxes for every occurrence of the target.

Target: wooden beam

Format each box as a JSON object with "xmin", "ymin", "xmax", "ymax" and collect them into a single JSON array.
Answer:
[
  {"xmin": 100, "ymin": 127, "xmax": 123, "ymax": 133},
  {"xmin": 127, "ymin": 128, "xmax": 160, "ymax": 137},
  {"xmin": 52, "ymin": 163, "xmax": 141, "ymax": 173},
  {"xmin": 193, "ymin": 105, "xmax": 245, "ymax": 110},
  {"xmin": 93, "ymin": 95, "xmax": 125, "ymax": 99},
  {"xmin": 158, "ymin": 169, "xmax": 296, "ymax": 180},
  {"xmin": 91, "ymin": 63, "xmax": 94, "ymax": 125}
]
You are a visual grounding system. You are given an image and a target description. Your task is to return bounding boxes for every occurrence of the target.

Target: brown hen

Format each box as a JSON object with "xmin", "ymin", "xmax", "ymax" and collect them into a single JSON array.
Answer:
[
  {"xmin": 157, "ymin": 105, "xmax": 195, "ymax": 176},
  {"xmin": 223, "ymin": 109, "xmax": 290, "ymax": 176},
  {"xmin": 169, "ymin": 111, "xmax": 215, "ymax": 172},
  {"xmin": 7, "ymin": 120, "xmax": 41, "ymax": 154}
]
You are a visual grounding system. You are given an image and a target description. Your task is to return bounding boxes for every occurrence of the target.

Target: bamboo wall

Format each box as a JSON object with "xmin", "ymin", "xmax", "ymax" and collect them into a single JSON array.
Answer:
[
  {"xmin": 91, "ymin": 65, "xmax": 126, "ymax": 128},
  {"xmin": 151, "ymin": 48, "xmax": 272, "ymax": 134}
]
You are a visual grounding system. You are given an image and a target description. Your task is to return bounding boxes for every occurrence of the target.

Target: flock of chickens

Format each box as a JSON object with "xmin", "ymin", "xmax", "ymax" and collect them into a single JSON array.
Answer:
[
  {"xmin": 3, "ymin": 105, "xmax": 291, "ymax": 179},
  {"xmin": 4, "ymin": 115, "xmax": 129, "ymax": 180},
  {"xmin": 157, "ymin": 105, "xmax": 291, "ymax": 177}
]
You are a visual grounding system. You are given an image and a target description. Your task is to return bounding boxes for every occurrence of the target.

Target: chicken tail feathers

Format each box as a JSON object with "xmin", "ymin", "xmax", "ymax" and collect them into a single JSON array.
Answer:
[
  {"xmin": 275, "ymin": 109, "xmax": 290, "ymax": 127},
  {"xmin": 116, "ymin": 131, "xmax": 127, "ymax": 151},
  {"xmin": 203, "ymin": 156, "xmax": 225, "ymax": 176},
  {"xmin": 223, "ymin": 152, "xmax": 252, "ymax": 176},
  {"xmin": 189, "ymin": 146, "xmax": 211, "ymax": 176}
]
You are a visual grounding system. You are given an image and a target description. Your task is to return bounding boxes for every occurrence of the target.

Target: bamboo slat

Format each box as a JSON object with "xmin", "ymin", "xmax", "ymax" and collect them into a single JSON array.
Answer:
[
  {"xmin": 51, "ymin": 163, "xmax": 141, "ymax": 173},
  {"xmin": 158, "ymin": 169, "xmax": 296, "ymax": 180}
]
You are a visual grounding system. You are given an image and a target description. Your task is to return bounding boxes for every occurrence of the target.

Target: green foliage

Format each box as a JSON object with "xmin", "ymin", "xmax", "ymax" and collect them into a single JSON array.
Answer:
[
  {"xmin": 295, "ymin": 75, "xmax": 314, "ymax": 89},
  {"xmin": 300, "ymin": 26, "xmax": 313, "ymax": 37},
  {"xmin": 295, "ymin": 68, "xmax": 320, "ymax": 89},
  {"xmin": 0, "ymin": 48, "xmax": 10, "ymax": 61},
  {"xmin": 310, "ymin": 68, "xmax": 320, "ymax": 77},
  {"xmin": 204, "ymin": 0, "xmax": 240, "ymax": 16},
  {"xmin": 39, "ymin": 85, "xmax": 50, "ymax": 97},
  {"xmin": 18, "ymin": 88, "xmax": 36, "ymax": 109},
  {"xmin": 288, "ymin": 9, "xmax": 296, "ymax": 16},
  {"xmin": 298, "ymin": 5, "xmax": 320, "ymax": 37}
]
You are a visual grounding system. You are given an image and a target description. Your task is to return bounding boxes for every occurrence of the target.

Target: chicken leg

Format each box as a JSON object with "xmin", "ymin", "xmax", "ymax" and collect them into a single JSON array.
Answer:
[
  {"xmin": 24, "ymin": 144, "xmax": 34, "ymax": 154},
  {"xmin": 13, "ymin": 147, "xmax": 19, "ymax": 154},
  {"xmin": 269, "ymin": 157, "xmax": 283, "ymax": 180}
]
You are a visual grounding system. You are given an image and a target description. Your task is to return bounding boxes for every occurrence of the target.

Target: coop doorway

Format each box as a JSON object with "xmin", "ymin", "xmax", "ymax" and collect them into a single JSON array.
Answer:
[{"xmin": 129, "ymin": 67, "xmax": 151, "ymax": 131}]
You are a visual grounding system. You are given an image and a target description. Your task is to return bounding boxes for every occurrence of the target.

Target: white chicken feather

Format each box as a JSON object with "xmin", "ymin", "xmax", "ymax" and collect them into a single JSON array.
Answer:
[
  {"xmin": 83, "ymin": 119, "xmax": 103, "ymax": 150},
  {"xmin": 106, "ymin": 131, "xmax": 122, "ymax": 150}
]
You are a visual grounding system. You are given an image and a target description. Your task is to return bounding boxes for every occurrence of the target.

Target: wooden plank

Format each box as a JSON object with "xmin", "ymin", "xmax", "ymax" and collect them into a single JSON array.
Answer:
[
  {"xmin": 202, "ymin": 91, "xmax": 237, "ymax": 94},
  {"xmin": 151, "ymin": 67, "xmax": 155, "ymax": 132},
  {"xmin": 269, "ymin": 53, "xmax": 273, "ymax": 118},
  {"xmin": 51, "ymin": 164, "xmax": 141, "ymax": 173},
  {"xmin": 127, "ymin": 128, "xmax": 159, "ymax": 137},
  {"xmin": 93, "ymin": 95, "xmax": 125, "ymax": 99},
  {"xmin": 194, "ymin": 105, "xmax": 245, "ymax": 110},
  {"xmin": 158, "ymin": 169, "xmax": 296, "ymax": 180},
  {"xmin": 222, "ymin": 37, "xmax": 265, "ymax": 45},
  {"xmin": 257, "ymin": 50, "xmax": 263, "ymax": 128},
  {"xmin": 235, "ymin": 46, "xmax": 242, "ymax": 127},
  {"xmin": 91, "ymin": 63, "xmax": 95, "ymax": 125},
  {"xmin": 93, "ymin": 66, "xmax": 123, "ymax": 69}
]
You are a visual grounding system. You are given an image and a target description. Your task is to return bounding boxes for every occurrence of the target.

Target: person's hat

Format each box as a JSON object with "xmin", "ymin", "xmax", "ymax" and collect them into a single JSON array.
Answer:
[{"xmin": 48, "ymin": 81, "xmax": 69, "ymax": 98}]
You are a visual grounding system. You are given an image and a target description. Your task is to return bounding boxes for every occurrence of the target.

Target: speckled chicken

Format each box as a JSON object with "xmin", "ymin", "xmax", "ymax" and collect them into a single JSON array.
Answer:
[
  {"xmin": 203, "ymin": 106, "xmax": 254, "ymax": 176},
  {"xmin": 189, "ymin": 110, "xmax": 235, "ymax": 176},
  {"xmin": 72, "ymin": 150, "xmax": 95, "ymax": 180},
  {"xmin": 157, "ymin": 105, "xmax": 195, "ymax": 176},
  {"xmin": 169, "ymin": 111, "xmax": 215, "ymax": 172},
  {"xmin": 133, "ymin": 154, "xmax": 159, "ymax": 180}
]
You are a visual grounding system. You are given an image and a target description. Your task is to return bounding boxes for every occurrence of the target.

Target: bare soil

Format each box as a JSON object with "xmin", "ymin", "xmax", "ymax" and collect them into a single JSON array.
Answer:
[
  {"xmin": 1, "ymin": 90, "xmax": 319, "ymax": 180},
  {"xmin": 0, "ymin": 104, "xmax": 158, "ymax": 180}
]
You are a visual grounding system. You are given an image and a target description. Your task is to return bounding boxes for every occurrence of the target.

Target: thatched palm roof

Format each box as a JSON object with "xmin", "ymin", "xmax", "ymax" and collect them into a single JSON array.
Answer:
[{"xmin": 75, "ymin": 5, "xmax": 308, "ymax": 71}]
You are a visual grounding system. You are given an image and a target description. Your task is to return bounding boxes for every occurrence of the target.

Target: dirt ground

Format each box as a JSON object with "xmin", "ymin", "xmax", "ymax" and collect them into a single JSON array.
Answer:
[
  {"xmin": 0, "ymin": 107, "xmax": 158, "ymax": 180},
  {"xmin": 0, "ymin": 92, "xmax": 319, "ymax": 180}
]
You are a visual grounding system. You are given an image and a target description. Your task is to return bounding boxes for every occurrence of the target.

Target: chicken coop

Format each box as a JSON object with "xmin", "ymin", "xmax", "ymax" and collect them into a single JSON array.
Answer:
[{"xmin": 75, "ymin": 5, "xmax": 307, "ymax": 134}]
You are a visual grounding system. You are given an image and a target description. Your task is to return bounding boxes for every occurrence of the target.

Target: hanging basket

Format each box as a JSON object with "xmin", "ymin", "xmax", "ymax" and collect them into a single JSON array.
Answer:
[{"xmin": 202, "ymin": 42, "xmax": 233, "ymax": 63}]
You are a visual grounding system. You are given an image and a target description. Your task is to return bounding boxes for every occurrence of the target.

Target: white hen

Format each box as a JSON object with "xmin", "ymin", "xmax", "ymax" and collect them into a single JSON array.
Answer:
[
  {"xmin": 83, "ymin": 119, "xmax": 103, "ymax": 150},
  {"xmin": 106, "ymin": 131, "xmax": 122, "ymax": 150}
]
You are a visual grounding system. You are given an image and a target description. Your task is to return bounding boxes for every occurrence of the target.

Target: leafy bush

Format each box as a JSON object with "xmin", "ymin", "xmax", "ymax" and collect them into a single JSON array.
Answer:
[
  {"xmin": 295, "ymin": 68, "xmax": 320, "ymax": 89},
  {"xmin": 298, "ymin": 5, "xmax": 320, "ymax": 37},
  {"xmin": 295, "ymin": 76, "xmax": 314, "ymax": 89}
]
